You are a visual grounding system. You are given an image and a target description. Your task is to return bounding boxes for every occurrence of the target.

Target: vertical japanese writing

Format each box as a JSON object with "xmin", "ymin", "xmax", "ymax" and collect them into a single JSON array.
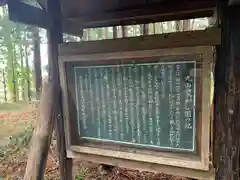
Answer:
[
  {"xmin": 117, "ymin": 65, "xmax": 124, "ymax": 140},
  {"xmin": 134, "ymin": 65, "xmax": 141, "ymax": 143},
  {"xmin": 160, "ymin": 65, "xmax": 165, "ymax": 98},
  {"xmin": 123, "ymin": 65, "xmax": 129, "ymax": 134},
  {"xmin": 94, "ymin": 68, "xmax": 101, "ymax": 138},
  {"xmin": 128, "ymin": 66, "xmax": 135, "ymax": 143},
  {"xmin": 100, "ymin": 68, "xmax": 107, "ymax": 134},
  {"xmin": 147, "ymin": 66, "xmax": 154, "ymax": 145},
  {"xmin": 168, "ymin": 65, "xmax": 175, "ymax": 148},
  {"xmin": 112, "ymin": 67, "xmax": 119, "ymax": 140},
  {"xmin": 105, "ymin": 68, "xmax": 112, "ymax": 139},
  {"xmin": 79, "ymin": 76, "xmax": 87, "ymax": 132},
  {"xmin": 140, "ymin": 66, "xmax": 147, "ymax": 143},
  {"xmin": 154, "ymin": 65, "xmax": 161, "ymax": 146},
  {"xmin": 88, "ymin": 68, "xmax": 94, "ymax": 125},
  {"xmin": 84, "ymin": 74, "xmax": 89, "ymax": 133},
  {"xmin": 175, "ymin": 64, "xmax": 181, "ymax": 148},
  {"xmin": 184, "ymin": 66, "xmax": 194, "ymax": 131}
]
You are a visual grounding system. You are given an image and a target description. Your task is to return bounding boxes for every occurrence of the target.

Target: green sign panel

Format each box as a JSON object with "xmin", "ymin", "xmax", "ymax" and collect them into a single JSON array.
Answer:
[{"xmin": 73, "ymin": 60, "xmax": 196, "ymax": 152}]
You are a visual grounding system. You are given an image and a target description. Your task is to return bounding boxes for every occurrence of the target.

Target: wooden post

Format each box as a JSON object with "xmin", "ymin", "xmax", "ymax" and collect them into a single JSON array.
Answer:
[
  {"xmin": 45, "ymin": 0, "xmax": 73, "ymax": 179},
  {"xmin": 113, "ymin": 26, "xmax": 117, "ymax": 39},
  {"xmin": 121, "ymin": 26, "xmax": 126, "ymax": 37},
  {"xmin": 140, "ymin": 24, "xmax": 149, "ymax": 35},
  {"xmin": 213, "ymin": 2, "xmax": 240, "ymax": 180},
  {"xmin": 24, "ymin": 81, "xmax": 57, "ymax": 180}
]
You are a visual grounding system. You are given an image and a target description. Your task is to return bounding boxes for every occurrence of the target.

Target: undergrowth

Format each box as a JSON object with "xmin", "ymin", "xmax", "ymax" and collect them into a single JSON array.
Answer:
[
  {"xmin": 9, "ymin": 124, "xmax": 33, "ymax": 147},
  {"xmin": 0, "ymin": 125, "xmax": 33, "ymax": 161}
]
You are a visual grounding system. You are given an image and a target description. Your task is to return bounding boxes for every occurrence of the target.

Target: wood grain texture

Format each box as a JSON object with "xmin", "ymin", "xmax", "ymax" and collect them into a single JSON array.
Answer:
[
  {"xmin": 67, "ymin": 150, "xmax": 215, "ymax": 180},
  {"xmin": 61, "ymin": 0, "xmax": 215, "ymax": 31},
  {"xmin": 213, "ymin": 3, "xmax": 240, "ymax": 180},
  {"xmin": 46, "ymin": 0, "xmax": 73, "ymax": 179},
  {"xmin": 70, "ymin": 145, "xmax": 207, "ymax": 170},
  {"xmin": 24, "ymin": 82, "xmax": 57, "ymax": 180}
]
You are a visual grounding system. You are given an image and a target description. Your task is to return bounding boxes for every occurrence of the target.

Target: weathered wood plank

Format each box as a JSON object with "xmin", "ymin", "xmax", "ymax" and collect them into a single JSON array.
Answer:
[
  {"xmin": 67, "ymin": 150, "xmax": 215, "ymax": 180},
  {"xmin": 62, "ymin": 0, "xmax": 215, "ymax": 30},
  {"xmin": 59, "ymin": 28, "xmax": 221, "ymax": 56},
  {"xmin": 213, "ymin": 2, "xmax": 240, "ymax": 180},
  {"xmin": 24, "ymin": 81, "xmax": 57, "ymax": 180},
  {"xmin": 46, "ymin": 0, "xmax": 73, "ymax": 179}
]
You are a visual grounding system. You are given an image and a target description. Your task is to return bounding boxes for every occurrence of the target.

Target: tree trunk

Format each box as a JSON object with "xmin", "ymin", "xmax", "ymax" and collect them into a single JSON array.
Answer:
[
  {"xmin": 183, "ymin": 20, "xmax": 190, "ymax": 31},
  {"xmin": 20, "ymin": 44, "xmax": 25, "ymax": 100},
  {"xmin": 33, "ymin": 27, "xmax": 42, "ymax": 100},
  {"xmin": 24, "ymin": 81, "xmax": 57, "ymax": 180},
  {"xmin": 175, "ymin": 21, "xmax": 182, "ymax": 32},
  {"xmin": 104, "ymin": 27, "xmax": 108, "ymax": 39},
  {"xmin": 2, "ymin": 70, "xmax": 7, "ymax": 102},
  {"xmin": 24, "ymin": 31, "xmax": 31, "ymax": 101},
  {"xmin": 11, "ymin": 43, "xmax": 17, "ymax": 102},
  {"xmin": 160, "ymin": 22, "xmax": 164, "ymax": 33},
  {"xmin": 213, "ymin": 3, "xmax": 240, "ymax": 180}
]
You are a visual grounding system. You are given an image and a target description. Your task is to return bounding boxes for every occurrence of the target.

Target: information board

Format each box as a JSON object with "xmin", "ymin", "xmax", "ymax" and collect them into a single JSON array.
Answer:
[{"xmin": 73, "ymin": 60, "xmax": 196, "ymax": 152}]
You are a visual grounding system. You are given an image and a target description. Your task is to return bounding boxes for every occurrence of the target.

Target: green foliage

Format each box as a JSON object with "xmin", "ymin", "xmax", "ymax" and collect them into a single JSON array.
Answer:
[
  {"xmin": 75, "ymin": 174, "xmax": 85, "ymax": 180},
  {"xmin": 0, "ymin": 6, "xmax": 35, "ymax": 102}
]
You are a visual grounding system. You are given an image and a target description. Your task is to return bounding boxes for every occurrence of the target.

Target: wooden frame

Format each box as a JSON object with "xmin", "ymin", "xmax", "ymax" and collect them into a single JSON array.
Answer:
[
  {"xmin": 8, "ymin": 0, "xmax": 52, "ymax": 29},
  {"xmin": 58, "ymin": 30, "xmax": 218, "ymax": 179}
]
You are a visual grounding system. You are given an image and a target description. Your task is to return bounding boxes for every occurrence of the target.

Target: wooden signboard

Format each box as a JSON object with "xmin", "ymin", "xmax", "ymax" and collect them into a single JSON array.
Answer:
[{"xmin": 59, "ymin": 35, "xmax": 215, "ymax": 179}]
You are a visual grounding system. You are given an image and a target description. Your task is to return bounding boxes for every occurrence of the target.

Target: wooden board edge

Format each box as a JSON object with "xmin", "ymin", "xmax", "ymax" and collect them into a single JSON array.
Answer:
[
  {"xmin": 66, "ymin": 149, "xmax": 215, "ymax": 180},
  {"xmin": 59, "ymin": 46, "xmax": 214, "ymax": 63},
  {"xmin": 200, "ymin": 47, "xmax": 213, "ymax": 168},
  {"xmin": 59, "ymin": 46, "xmax": 213, "ymax": 172},
  {"xmin": 70, "ymin": 145, "xmax": 208, "ymax": 171},
  {"xmin": 59, "ymin": 60, "xmax": 71, "ymax": 149},
  {"xmin": 59, "ymin": 28, "xmax": 221, "ymax": 56}
]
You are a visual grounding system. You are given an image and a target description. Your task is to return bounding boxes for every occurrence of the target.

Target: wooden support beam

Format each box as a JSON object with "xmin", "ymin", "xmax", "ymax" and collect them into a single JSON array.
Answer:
[
  {"xmin": 63, "ymin": 0, "xmax": 215, "ymax": 32},
  {"xmin": 213, "ymin": 2, "xmax": 240, "ymax": 180},
  {"xmin": 45, "ymin": 0, "xmax": 73, "ymax": 179},
  {"xmin": 8, "ymin": 0, "xmax": 52, "ymax": 29},
  {"xmin": 59, "ymin": 28, "xmax": 221, "ymax": 56},
  {"xmin": 24, "ymin": 81, "xmax": 57, "ymax": 180}
]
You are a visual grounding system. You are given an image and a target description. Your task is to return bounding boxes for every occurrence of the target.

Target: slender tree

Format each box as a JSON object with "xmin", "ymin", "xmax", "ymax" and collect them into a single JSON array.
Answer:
[
  {"xmin": 24, "ymin": 30, "xmax": 31, "ymax": 101},
  {"xmin": 32, "ymin": 27, "xmax": 42, "ymax": 100}
]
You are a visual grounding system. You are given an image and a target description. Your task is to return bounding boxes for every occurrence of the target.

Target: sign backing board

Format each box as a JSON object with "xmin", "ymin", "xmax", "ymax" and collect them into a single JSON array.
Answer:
[{"xmin": 59, "ymin": 43, "xmax": 213, "ymax": 176}]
